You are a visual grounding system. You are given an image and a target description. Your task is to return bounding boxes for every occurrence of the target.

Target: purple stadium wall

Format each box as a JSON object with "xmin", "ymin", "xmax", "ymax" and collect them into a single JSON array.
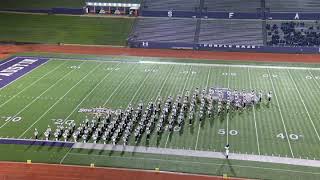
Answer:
[
  {"xmin": 128, "ymin": 40, "xmax": 320, "ymax": 54},
  {"xmin": 140, "ymin": 10, "xmax": 320, "ymax": 20},
  {"xmin": 0, "ymin": 8, "xmax": 85, "ymax": 15}
]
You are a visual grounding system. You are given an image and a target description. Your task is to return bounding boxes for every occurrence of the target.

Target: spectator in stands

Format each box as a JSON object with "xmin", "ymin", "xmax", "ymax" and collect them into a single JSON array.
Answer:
[{"xmin": 267, "ymin": 21, "xmax": 320, "ymax": 47}]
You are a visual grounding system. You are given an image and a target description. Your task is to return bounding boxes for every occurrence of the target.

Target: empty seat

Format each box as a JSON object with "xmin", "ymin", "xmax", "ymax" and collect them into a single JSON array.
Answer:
[
  {"xmin": 130, "ymin": 18, "xmax": 197, "ymax": 43},
  {"xmin": 266, "ymin": 0, "xmax": 320, "ymax": 12},
  {"xmin": 199, "ymin": 19, "xmax": 264, "ymax": 46}
]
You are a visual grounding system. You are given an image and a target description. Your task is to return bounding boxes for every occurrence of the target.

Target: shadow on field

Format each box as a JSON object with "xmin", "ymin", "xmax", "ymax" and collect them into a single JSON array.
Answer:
[
  {"xmin": 156, "ymin": 134, "xmax": 163, "ymax": 147},
  {"xmin": 219, "ymin": 113, "xmax": 226, "ymax": 123},
  {"xmin": 216, "ymin": 158, "xmax": 236, "ymax": 177},
  {"xmin": 189, "ymin": 123, "xmax": 194, "ymax": 134}
]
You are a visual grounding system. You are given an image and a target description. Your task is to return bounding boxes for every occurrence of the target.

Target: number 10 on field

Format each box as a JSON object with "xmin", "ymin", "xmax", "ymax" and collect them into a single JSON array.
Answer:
[{"xmin": 1, "ymin": 116, "xmax": 22, "ymax": 122}]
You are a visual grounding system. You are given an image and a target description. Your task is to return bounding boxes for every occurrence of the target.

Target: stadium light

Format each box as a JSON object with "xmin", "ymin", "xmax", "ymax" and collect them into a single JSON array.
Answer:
[{"xmin": 86, "ymin": 1, "xmax": 140, "ymax": 8}]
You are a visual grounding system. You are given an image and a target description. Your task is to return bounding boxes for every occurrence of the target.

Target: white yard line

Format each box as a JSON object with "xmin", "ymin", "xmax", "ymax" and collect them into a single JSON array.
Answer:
[
  {"xmin": 164, "ymin": 66, "xmax": 192, "ymax": 149},
  {"xmin": 267, "ymin": 69, "xmax": 294, "ymax": 158},
  {"xmin": 308, "ymin": 69, "xmax": 320, "ymax": 97},
  {"xmin": 59, "ymin": 147, "xmax": 73, "ymax": 164},
  {"xmin": 0, "ymin": 61, "xmax": 82, "ymax": 129},
  {"xmin": 59, "ymin": 63, "xmax": 135, "ymax": 162},
  {"xmin": 194, "ymin": 67, "xmax": 211, "ymax": 150},
  {"xmin": 247, "ymin": 68, "xmax": 261, "ymax": 155},
  {"xmin": 18, "ymin": 63, "xmax": 101, "ymax": 138},
  {"xmin": 287, "ymin": 70, "xmax": 320, "ymax": 142},
  {"xmin": 226, "ymin": 66, "xmax": 230, "ymax": 145},
  {"xmin": 60, "ymin": 62, "xmax": 122, "ymax": 124},
  {"xmin": 102, "ymin": 65, "xmax": 138, "ymax": 107},
  {"xmin": 0, "ymin": 61, "xmax": 66, "ymax": 108},
  {"xmin": 127, "ymin": 65, "xmax": 157, "ymax": 105},
  {"xmin": 0, "ymin": 59, "xmax": 51, "ymax": 90},
  {"xmin": 156, "ymin": 66, "xmax": 175, "ymax": 97}
]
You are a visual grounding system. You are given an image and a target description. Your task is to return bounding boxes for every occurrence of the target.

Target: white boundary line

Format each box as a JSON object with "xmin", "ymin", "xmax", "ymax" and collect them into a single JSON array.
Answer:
[
  {"xmin": 164, "ymin": 65, "xmax": 192, "ymax": 149},
  {"xmin": 0, "ymin": 61, "xmax": 66, "ymax": 109},
  {"xmin": 248, "ymin": 68, "xmax": 261, "ymax": 155},
  {"xmin": 267, "ymin": 68, "xmax": 294, "ymax": 158},
  {"xmin": 0, "ymin": 61, "xmax": 83, "ymax": 129},
  {"xmin": 40, "ymin": 57, "xmax": 320, "ymax": 71},
  {"xmin": 18, "ymin": 62, "xmax": 101, "ymax": 138},
  {"xmin": 140, "ymin": 61, "xmax": 320, "ymax": 71},
  {"xmin": 287, "ymin": 69, "xmax": 320, "ymax": 142},
  {"xmin": 194, "ymin": 67, "xmax": 211, "ymax": 150}
]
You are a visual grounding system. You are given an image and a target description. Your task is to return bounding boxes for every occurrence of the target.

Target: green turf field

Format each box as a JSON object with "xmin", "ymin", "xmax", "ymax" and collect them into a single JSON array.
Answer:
[
  {"xmin": 0, "ymin": 0, "xmax": 141, "ymax": 9},
  {"xmin": 0, "ymin": 13, "xmax": 134, "ymax": 45},
  {"xmin": 0, "ymin": 55, "xmax": 320, "ymax": 179}
]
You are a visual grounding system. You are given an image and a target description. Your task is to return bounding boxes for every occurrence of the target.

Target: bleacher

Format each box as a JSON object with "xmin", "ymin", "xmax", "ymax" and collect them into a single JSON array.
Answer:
[
  {"xmin": 266, "ymin": 0, "xmax": 320, "ymax": 12},
  {"xmin": 204, "ymin": 0, "xmax": 261, "ymax": 12},
  {"xmin": 199, "ymin": 19, "xmax": 264, "ymax": 46},
  {"xmin": 143, "ymin": 0, "xmax": 200, "ymax": 11},
  {"xmin": 130, "ymin": 18, "xmax": 197, "ymax": 43},
  {"xmin": 266, "ymin": 20, "xmax": 320, "ymax": 47}
]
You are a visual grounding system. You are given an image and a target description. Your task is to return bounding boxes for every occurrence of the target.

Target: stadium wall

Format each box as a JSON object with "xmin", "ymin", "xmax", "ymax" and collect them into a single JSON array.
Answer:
[
  {"xmin": 141, "ymin": 10, "xmax": 199, "ymax": 18},
  {"xmin": 127, "ymin": 40, "xmax": 194, "ymax": 50},
  {"xmin": 140, "ymin": 10, "xmax": 320, "ymax": 20},
  {"xmin": 128, "ymin": 40, "xmax": 320, "ymax": 54},
  {"xmin": 266, "ymin": 12, "xmax": 320, "ymax": 20},
  {"xmin": 0, "ymin": 8, "xmax": 85, "ymax": 15}
]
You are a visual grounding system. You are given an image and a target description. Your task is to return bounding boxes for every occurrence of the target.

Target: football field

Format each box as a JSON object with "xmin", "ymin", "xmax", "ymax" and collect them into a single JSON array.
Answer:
[{"xmin": 0, "ymin": 55, "xmax": 320, "ymax": 179}]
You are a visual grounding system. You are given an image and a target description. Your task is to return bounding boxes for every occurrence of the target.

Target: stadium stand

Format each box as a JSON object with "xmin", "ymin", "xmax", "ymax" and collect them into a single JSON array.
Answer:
[
  {"xmin": 204, "ymin": 0, "xmax": 261, "ymax": 12},
  {"xmin": 266, "ymin": 0, "xmax": 320, "ymax": 12},
  {"xmin": 199, "ymin": 19, "xmax": 264, "ymax": 46},
  {"xmin": 129, "ymin": 18, "xmax": 196, "ymax": 43},
  {"xmin": 142, "ymin": 0, "xmax": 200, "ymax": 11},
  {"xmin": 266, "ymin": 20, "xmax": 320, "ymax": 47}
]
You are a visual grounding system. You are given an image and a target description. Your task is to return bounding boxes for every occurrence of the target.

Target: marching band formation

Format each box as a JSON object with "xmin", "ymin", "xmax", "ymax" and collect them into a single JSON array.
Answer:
[{"xmin": 35, "ymin": 87, "xmax": 272, "ymax": 147}]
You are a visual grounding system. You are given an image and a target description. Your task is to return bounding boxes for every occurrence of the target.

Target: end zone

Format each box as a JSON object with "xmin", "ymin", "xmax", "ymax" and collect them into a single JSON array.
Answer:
[{"xmin": 0, "ymin": 56, "xmax": 48, "ymax": 89}]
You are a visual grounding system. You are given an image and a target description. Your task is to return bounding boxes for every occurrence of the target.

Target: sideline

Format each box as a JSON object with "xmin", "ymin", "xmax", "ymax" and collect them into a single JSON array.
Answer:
[{"xmin": 72, "ymin": 143, "xmax": 320, "ymax": 168}]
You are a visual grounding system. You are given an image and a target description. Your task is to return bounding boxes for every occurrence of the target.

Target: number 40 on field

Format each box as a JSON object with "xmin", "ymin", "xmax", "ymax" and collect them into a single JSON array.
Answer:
[{"xmin": 277, "ymin": 133, "xmax": 303, "ymax": 140}]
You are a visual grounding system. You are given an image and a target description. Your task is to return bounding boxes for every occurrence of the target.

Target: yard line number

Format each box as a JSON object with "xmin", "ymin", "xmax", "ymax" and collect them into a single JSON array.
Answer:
[
  {"xmin": 277, "ymin": 133, "xmax": 303, "ymax": 141},
  {"xmin": 263, "ymin": 74, "xmax": 278, "ymax": 78},
  {"xmin": 180, "ymin": 70, "xmax": 197, "ymax": 75},
  {"xmin": 69, "ymin": 66, "xmax": 81, "ymax": 69},
  {"xmin": 305, "ymin": 76, "xmax": 320, "ymax": 80},
  {"xmin": 144, "ymin": 69, "xmax": 158, "ymax": 73},
  {"xmin": 52, "ymin": 118, "xmax": 74, "ymax": 126},
  {"xmin": 106, "ymin": 67, "xmax": 120, "ymax": 71},
  {"xmin": 222, "ymin": 72, "xmax": 237, "ymax": 76},
  {"xmin": 218, "ymin": 129, "xmax": 239, "ymax": 136},
  {"xmin": 1, "ymin": 116, "xmax": 22, "ymax": 122}
]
